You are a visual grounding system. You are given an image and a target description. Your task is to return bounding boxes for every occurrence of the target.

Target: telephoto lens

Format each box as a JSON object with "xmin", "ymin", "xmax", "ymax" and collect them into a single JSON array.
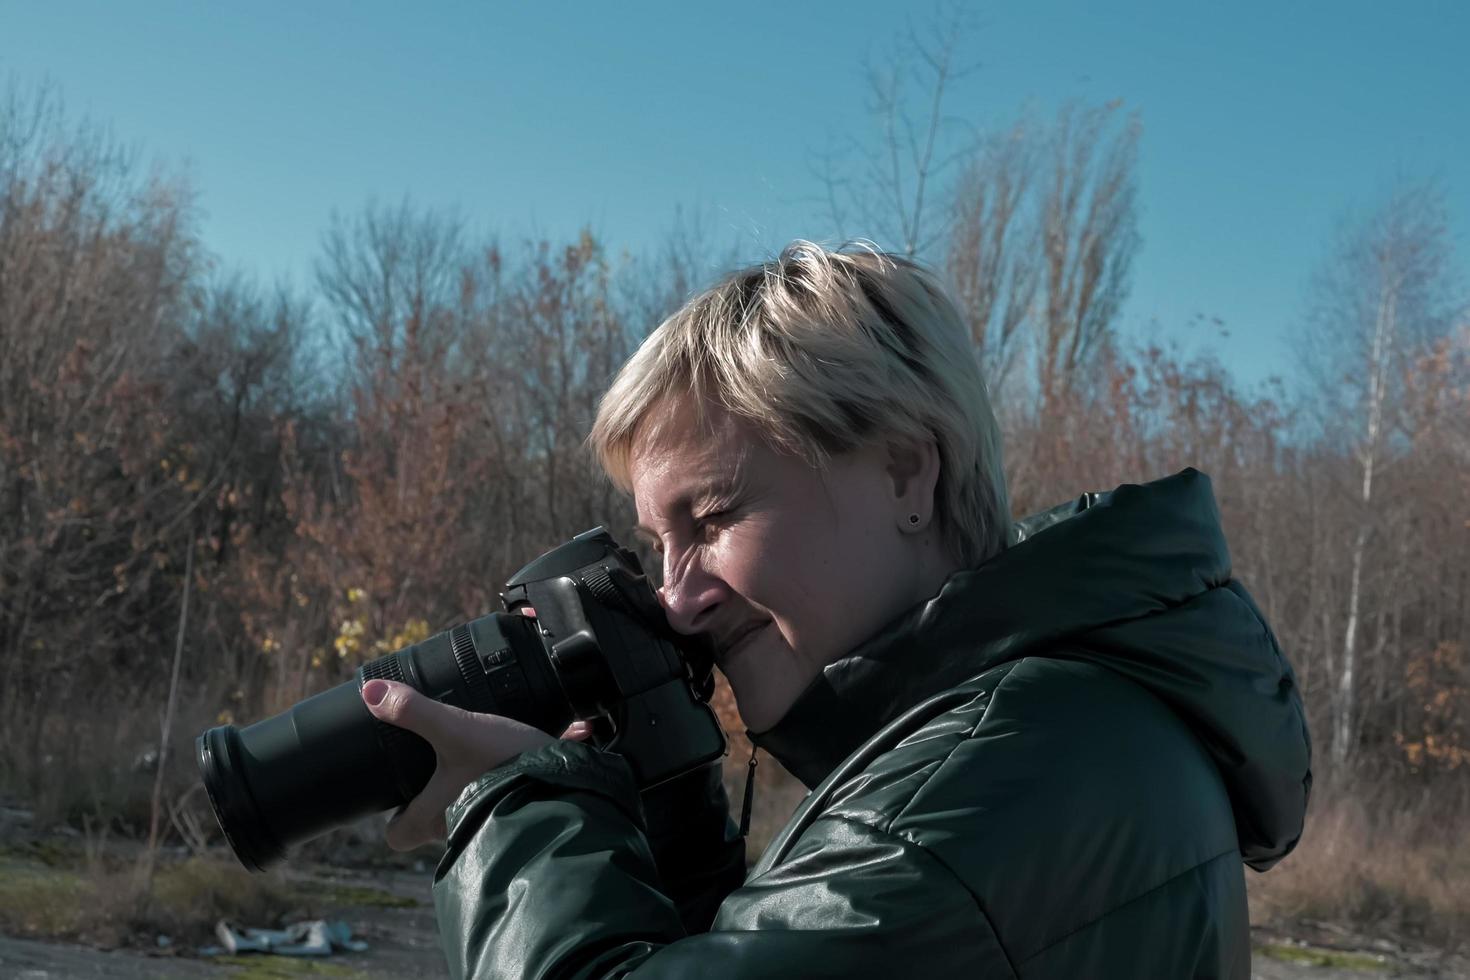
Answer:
[
  {"xmin": 197, "ymin": 612, "xmax": 570, "ymax": 871},
  {"xmin": 198, "ymin": 527, "xmax": 728, "ymax": 872}
]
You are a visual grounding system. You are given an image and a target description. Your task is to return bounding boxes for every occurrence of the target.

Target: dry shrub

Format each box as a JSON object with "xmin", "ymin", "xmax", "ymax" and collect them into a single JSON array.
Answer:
[
  {"xmin": 144, "ymin": 857, "xmax": 300, "ymax": 940},
  {"xmin": 25, "ymin": 712, "xmax": 166, "ymax": 835},
  {"xmin": 0, "ymin": 861, "xmax": 88, "ymax": 938},
  {"xmin": 0, "ymin": 851, "xmax": 298, "ymax": 947},
  {"xmin": 1248, "ymin": 774, "xmax": 1470, "ymax": 951}
]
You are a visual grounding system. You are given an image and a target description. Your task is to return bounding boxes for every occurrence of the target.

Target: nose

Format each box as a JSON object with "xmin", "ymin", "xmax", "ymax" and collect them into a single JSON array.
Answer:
[{"xmin": 657, "ymin": 555, "xmax": 729, "ymax": 636}]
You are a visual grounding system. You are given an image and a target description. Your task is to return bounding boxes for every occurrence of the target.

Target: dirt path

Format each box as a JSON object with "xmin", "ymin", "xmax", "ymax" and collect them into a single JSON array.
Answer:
[
  {"xmin": 1250, "ymin": 925, "xmax": 1469, "ymax": 980},
  {"xmin": 286, "ymin": 866, "xmax": 450, "ymax": 979},
  {"xmin": 6, "ymin": 919, "xmax": 1463, "ymax": 978},
  {"xmin": 2, "ymin": 862, "xmax": 1465, "ymax": 978}
]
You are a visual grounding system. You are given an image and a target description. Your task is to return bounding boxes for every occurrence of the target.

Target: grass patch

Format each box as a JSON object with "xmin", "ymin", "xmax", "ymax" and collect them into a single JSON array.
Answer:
[
  {"xmin": 213, "ymin": 954, "xmax": 368, "ymax": 979},
  {"xmin": 0, "ymin": 843, "xmax": 417, "ymax": 951},
  {"xmin": 0, "ymin": 861, "xmax": 89, "ymax": 936},
  {"xmin": 150, "ymin": 856, "xmax": 301, "ymax": 928},
  {"xmin": 0, "ymin": 852, "xmax": 299, "ymax": 947},
  {"xmin": 1256, "ymin": 942, "xmax": 1389, "ymax": 971},
  {"xmin": 0, "ymin": 837, "xmax": 84, "ymax": 867},
  {"xmin": 297, "ymin": 879, "xmax": 417, "ymax": 909}
]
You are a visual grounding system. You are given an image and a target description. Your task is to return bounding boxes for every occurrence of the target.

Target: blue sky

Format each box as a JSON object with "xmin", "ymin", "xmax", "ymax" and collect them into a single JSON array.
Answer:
[{"xmin": 3, "ymin": 1, "xmax": 1466, "ymax": 390}]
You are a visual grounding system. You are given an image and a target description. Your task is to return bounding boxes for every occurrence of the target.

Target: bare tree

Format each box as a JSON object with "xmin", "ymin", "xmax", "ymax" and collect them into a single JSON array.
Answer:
[
  {"xmin": 1035, "ymin": 101, "xmax": 1141, "ymax": 408},
  {"xmin": 940, "ymin": 99, "xmax": 1139, "ymax": 415},
  {"xmin": 945, "ymin": 116, "xmax": 1040, "ymax": 390},
  {"xmin": 0, "ymin": 85, "xmax": 200, "ymax": 800},
  {"xmin": 0, "ymin": 85, "xmax": 323, "ymax": 829},
  {"xmin": 317, "ymin": 199, "xmax": 467, "ymax": 362},
  {"xmin": 817, "ymin": 17, "xmax": 1140, "ymax": 409},
  {"xmin": 818, "ymin": 5, "xmax": 980, "ymax": 257},
  {"xmin": 1299, "ymin": 181, "xmax": 1463, "ymax": 768}
]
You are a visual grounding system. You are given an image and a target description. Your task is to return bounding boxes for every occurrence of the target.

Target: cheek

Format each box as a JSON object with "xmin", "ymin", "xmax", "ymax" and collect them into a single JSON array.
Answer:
[
  {"xmin": 701, "ymin": 513, "xmax": 808, "ymax": 613},
  {"xmin": 771, "ymin": 485, "xmax": 910, "ymax": 650},
  {"xmin": 713, "ymin": 516, "xmax": 807, "ymax": 600},
  {"xmin": 726, "ymin": 510, "xmax": 861, "ymax": 641}
]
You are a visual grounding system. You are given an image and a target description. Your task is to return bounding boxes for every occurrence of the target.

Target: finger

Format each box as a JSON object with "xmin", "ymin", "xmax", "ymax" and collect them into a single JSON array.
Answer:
[
  {"xmin": 387, "ymin": 807, "xmax": 438, "ymax": 853},
  {"xmin": 384, "ymin": 766, "xmax": 460, "ymax": 851},
  {"xmin": 363, "ymin": 678, "xmax": 467, "ymax": 744},
  {"xmin": 384, "ymin": 805, "xmax": 416, "ymax": 852},
  {"xmin": 386, "ymin": 801, "xmax": 441, "ymax": 852},
  {"xmin": 560, "ymin": 720, "xmax": 593, "ymax": 741}
]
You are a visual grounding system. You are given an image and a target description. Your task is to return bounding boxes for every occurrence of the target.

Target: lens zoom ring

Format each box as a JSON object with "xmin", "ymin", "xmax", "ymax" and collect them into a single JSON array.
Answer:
[
  {"xmin": 451, "ymin": 624, "xmax": 495, "ymax": 712},
  {"xmin": 360, "ymin": 654, "xmax": 402, "ymax": 683},
  {"xmin": 360, "ymin": 654, "xmax": 417, "ymax": 757}
]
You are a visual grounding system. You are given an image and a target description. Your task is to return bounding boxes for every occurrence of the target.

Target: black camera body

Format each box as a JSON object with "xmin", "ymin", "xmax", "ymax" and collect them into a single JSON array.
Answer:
[{"xmin": 197, "ymin": 527, "xmax": 727, "ymax": 871}]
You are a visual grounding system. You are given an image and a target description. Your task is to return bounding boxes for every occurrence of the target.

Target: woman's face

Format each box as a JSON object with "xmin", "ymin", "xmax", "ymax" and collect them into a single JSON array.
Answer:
[{"xmin": 629, "ymin": 396, "xmax": 949, "ymax": 732}]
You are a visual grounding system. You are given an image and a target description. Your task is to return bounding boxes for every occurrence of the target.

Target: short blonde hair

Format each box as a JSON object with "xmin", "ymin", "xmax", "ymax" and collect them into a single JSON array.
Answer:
[{"xmin": 589, "ymin": 241, "xmax": 1010, "ymax": 567}]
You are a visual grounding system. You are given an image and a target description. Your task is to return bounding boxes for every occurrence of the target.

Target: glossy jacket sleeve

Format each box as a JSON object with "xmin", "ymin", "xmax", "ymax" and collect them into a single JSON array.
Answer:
[{"xmin": 432, "ymin": 740, "xmax": 1013, "ymax": 980}]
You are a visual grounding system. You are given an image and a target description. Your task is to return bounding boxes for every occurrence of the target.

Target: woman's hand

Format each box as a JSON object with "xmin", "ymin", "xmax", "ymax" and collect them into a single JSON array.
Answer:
[{"xmin": 361, "ymin": 645, "xmax": 593, "ymax": 851}]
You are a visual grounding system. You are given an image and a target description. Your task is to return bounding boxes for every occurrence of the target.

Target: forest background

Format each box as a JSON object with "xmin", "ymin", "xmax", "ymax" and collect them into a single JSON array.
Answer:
[{"xmin": 2, "ymin": 3, "xmax": 1469, "ymax": 962}]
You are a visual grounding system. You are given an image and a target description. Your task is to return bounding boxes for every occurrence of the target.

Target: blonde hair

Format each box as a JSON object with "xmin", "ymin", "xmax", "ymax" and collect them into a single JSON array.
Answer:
[{"xmin": 589, "ymin": 241, "xmax": 1010, "ymax": 567}]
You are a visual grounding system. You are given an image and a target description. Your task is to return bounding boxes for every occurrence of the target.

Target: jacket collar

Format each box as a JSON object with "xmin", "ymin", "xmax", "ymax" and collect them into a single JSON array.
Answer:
[{"xmin": 747, "ymin": 469, "xmax": 1230, "ymax": 789}]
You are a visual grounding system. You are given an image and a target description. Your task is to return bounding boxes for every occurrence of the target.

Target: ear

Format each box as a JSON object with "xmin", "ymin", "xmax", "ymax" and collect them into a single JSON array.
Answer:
[{"xmin": 886, "ymin": 437, "xmax": 941, "ymax": 532}]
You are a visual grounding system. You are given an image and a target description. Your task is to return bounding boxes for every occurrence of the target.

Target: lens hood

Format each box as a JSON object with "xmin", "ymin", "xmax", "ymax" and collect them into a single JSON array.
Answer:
[{"xmin": 197, "ymin": 725, "xmax": 286, "ymax": 871}]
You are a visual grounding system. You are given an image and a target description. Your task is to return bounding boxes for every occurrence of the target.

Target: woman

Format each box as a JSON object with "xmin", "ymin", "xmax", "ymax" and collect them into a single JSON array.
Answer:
[{"xmin": 361, "ymin": 243, "xmax": 1312, "ymax": 978}]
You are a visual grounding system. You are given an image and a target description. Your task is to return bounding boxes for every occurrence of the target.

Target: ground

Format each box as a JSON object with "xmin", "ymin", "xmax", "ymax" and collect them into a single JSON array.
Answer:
[
  {"xmin": 0, "ymin": 862, "xmax": 446, "ymax": 980},
  {"xmin": 1, "ymin": 839, "xmax": 1465, "ymax": 978}
]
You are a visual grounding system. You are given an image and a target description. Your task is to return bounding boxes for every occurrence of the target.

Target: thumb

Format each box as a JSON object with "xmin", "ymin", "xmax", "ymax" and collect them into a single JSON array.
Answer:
[{"xmin": 363, "ymin": 678, "xmax": 465, "ymax": 741}]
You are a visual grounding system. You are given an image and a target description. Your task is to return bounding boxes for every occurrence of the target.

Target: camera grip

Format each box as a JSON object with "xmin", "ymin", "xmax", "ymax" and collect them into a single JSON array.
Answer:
[{"xmin": 605, "ymin": 679, "xmax": 726, "ymax": 788}]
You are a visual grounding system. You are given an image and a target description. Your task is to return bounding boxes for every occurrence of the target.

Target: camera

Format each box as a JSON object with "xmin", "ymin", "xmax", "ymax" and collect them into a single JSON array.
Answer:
[{"xmin": 196, "ymin": 527, "xmax": 727, "ymax": 871}]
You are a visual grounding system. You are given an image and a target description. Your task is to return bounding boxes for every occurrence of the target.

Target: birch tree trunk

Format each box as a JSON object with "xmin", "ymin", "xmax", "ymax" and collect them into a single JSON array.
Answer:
[
  {"xmin": 1307, "ymin": 181, "xmax": 1459, "ymax": 770},
  {"xmin": 1333, "ymin": 283, "xmax": 1397, "ymax": 767}
]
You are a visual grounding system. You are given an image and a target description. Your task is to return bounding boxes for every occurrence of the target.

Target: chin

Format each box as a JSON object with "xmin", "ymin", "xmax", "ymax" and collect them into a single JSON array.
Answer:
[
  {"xmin": 720, "ymin": 629, "xmax": 810, "ymax": 732},
  {"xmin": 725, "ymin": 679, "xmax": 796, "ymax": 734},
  {"xmin": 720, "ymin": 675, "xmax": 767, "ymax": 731}
]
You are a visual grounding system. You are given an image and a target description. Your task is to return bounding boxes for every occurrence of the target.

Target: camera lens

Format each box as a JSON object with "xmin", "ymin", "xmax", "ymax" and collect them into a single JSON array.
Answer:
[{"xmin": 197, "ymin": 612, "xmax": 573, "ymax": 870}]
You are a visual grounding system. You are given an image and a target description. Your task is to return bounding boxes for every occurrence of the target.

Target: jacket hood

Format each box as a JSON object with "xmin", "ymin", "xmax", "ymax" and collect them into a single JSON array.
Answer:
[{"xmin": 747, "ymin": 468, "xmax": 1312, "ymax": 870}]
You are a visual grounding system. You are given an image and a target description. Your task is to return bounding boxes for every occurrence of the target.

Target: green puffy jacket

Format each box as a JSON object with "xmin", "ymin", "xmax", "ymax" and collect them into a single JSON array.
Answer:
[{"xmin": 433, "ymin": 469, "xmax": 1312, "ymax": 978}]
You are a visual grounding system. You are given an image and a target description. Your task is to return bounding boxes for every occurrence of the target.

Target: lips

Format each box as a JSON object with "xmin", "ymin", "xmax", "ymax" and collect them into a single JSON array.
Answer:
[{"xmin": 717, "ymin": 621, "xmax": 769, "ymax": 663}]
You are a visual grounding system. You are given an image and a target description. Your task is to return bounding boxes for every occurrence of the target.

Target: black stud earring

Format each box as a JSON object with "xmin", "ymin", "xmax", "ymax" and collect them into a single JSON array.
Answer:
[{"xmin": 907, "ymin": 513, "xmax": 921, "ymax": 526}]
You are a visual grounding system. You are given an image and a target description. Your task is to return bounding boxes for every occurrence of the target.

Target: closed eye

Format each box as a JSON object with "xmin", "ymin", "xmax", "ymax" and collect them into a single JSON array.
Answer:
[
  {"xmin": 632, "ymin": 526, "xmax": 664, "ymax": 556},
  {"xmin": 693, "ymin": 507, "xmax": 742, "ymax": 547}
]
